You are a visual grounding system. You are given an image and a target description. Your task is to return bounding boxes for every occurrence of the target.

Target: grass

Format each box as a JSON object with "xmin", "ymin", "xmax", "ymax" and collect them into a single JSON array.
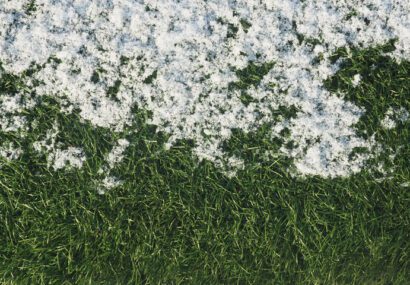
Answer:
[{"xmin": 0, "ymin": 44, "xmax": 409, "ymax": 284}]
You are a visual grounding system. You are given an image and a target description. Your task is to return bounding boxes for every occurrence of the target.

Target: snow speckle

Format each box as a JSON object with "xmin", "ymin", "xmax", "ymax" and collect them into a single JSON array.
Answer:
[
  {"xmin": 97, "ymin": 176, "xmax": 124, "ymax": 195},
  {"xmin": 352, "ymin": 74, "xmax": 362, "ymax": 87}
]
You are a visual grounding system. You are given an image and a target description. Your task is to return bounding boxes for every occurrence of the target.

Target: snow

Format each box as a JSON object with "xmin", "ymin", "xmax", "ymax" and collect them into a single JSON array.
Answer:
[
  {"xmin": 0, "ymin": 0, "xmax": 409, "ymax": 177},
  {"xmin": 352, "ymin": 74, "xmax": 362, "ymax": 87},
  {"xmin": 96, "ymin": 138, "xmax": 130, "ymax": 193},
  {"xmin": 32, "ymin": 120, "xmax": 86, "ymax": 170},
  {"xmin": 381, "ymin": 107, "xmax": 410, "ymax": 130},
  {"xmin": 49, "ymin": 147, "xmax": 86, "ymax": 171},
  {"xmin": 97, "ymin": 176, "xmax": 123, "ymax": 195},
  {"xmin": 0, "ymin": 93, "xmax": 33, "ymax": 133},
  {"xmin": 0, "ymin": 142, "xmax": 22, "ymax": 161},
  {"xmin": 381, "ymin": 108, "xmax": 397, "ymax": 130},
  {"xmin": 106, "ymin": 138, "xmax": 129, "ymax": 169}
]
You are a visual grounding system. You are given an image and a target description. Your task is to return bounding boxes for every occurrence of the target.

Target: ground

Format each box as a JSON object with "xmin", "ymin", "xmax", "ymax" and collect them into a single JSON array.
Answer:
[{"xmin": 0, "ymin": 1, "xmax": 410, "ymax": 284}]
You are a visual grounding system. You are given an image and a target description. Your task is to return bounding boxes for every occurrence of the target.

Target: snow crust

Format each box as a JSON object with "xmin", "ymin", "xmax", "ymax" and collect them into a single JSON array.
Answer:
[{"xmin": 1, "ymin": 0, "xmax": 410, "ymax": 177}]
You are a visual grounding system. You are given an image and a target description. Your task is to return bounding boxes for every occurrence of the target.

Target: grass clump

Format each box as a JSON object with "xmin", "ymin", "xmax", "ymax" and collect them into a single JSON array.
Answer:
[
  {"xmin": 229, "ymin": 61, "xmax": 275, "ymax": 106},
  {"xmin": 325, "ymin": 42, "xmax": 410, "ymax": 180}
]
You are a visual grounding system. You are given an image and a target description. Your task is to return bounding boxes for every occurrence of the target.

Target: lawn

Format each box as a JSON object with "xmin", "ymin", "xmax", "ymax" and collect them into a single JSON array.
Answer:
[{"xmin": 0, "ymin": 1, "xmax": 409, "ymax": 284}]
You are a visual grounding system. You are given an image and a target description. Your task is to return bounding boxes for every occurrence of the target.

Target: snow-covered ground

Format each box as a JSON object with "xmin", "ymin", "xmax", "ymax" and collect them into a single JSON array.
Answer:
[{"xmin": 0, "ymin": 0, "xmax": 409, "ymax": 177}]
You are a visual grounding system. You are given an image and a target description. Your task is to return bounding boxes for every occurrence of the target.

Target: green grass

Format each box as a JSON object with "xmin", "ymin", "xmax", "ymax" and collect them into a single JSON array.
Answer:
[{"xmin": 0, "ymin": 44, "xmax": 409, "ymax": 284}]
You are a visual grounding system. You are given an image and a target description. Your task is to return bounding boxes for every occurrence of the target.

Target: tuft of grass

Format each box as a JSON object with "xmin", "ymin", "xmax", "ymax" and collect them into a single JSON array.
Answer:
[
  {"xmin": 24, "ymin": 0, "xmax": 37, "ymax": 15},
  {"xmin": 239, "ymin": 19, "xmax": 252, "ymax": 33},
  {"xmin": 325, "ymin": 42, "xmax": 410, "ymax": 180},
  {"xmin": 229, "ymin": 61, "xmax": 275, "ymax": 106},
  {"xmin": 143, "ymin": 70, "xmax": 158, "ymax": 84},
  {"xmin": 230, "ymin": 61, "xmax": 275, "ymax": 90},
  {"xmin": 325, "ymin": 41, "xmax": 409, "ymax": 136}
]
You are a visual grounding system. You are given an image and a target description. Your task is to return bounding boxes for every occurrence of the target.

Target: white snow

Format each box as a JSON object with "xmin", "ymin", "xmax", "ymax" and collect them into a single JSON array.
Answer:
[
  {"xmin": 397, "ymin": 108, "xmax": 410, "ymax": 123},
  {"xmin": 49, "ymin": 147, "xmax": 86, "ymax": 171},
  {"xmin": 106, "ymin": 138, "xmax": 129, "ymax": 169},
  {"xmin": 352, "ymin": 74, "xmax": 362, "ymax": 87},
  {"xmin": 32, "ymin": 120, "xmax": 86, "ymax": 170},
  {"xmin": 0, "ymin": 93, "xmax": 33, "ymax": 133},
  {"xmin": 97, "ymin": 176, "xmax": 123, "ymax": 194},
  {"xmin": 95, "ymin": 138, "xmax": 129, "ymax": 193},
  {"xmin": 0, "ymin": 0, "xmax": 410, "ymax": 177},
  {"xmin": 381, "ymin": 108, "xmax": 397, "ymax": 130},
  {"xmin": 0, "ymin": 142, "xmax": 22, "ymax": 161},
  {"xmin": 381, "ymin": 107, "xmax": 410, "ymax": 130}
]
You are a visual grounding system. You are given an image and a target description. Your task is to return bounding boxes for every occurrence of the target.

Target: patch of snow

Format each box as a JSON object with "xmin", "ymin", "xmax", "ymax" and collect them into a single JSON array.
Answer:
[
  {"xmin": 381, "ymin": 107, "xmax": 410, "ymax": 130},
  {"xmin": 32, "ymin": 120, "xmax": 87, "ymax": 170},
  {"xmin": 96, "ymin": 138, "xmax": 129, "ymax": 193},
  {"xmin": 33, "ymin": 119, "xmax": 59, "ymax": 152},
  {"xmin": 352, "ymin": 74, "xmax": 362, "ymax": 87},
  {"xmin": 381, "ymin": 108, "xmax": 397, "ymax": 130},
  {"xmin": 97, "ymin": 176, "xmax": 123, "ymax": 194},
  {"xmin": 49, "ymin": 147, "xmax": 86, "ymax": 171},
  {"xmin": 0, "ymin": 1, "xmax": 410, "ymax": 177},
  {"xmin": 0, "ymin": 142, "xmax": 22, "ymax": 161},
  {"xmin": 106, "ymin": 138, "xmax": 129, "ymax": 169},
  {"xmin": 397, "ymin": 107, "xmax": 410, "ymax": 123},
  {"xmin": 0, "ymin": 93, "xmax": 34, "ymax": 133}
]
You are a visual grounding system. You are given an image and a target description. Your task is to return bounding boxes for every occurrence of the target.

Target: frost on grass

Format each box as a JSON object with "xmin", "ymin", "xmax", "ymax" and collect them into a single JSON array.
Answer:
[{"xmin": 0, "ymin": 1, "xmax": 410, "ymax": 177}]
